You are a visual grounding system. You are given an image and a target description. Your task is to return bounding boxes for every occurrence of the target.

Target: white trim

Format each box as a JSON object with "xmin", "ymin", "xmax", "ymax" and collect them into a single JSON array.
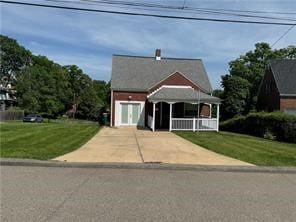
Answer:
[
  {"xmin": 147, "ymin": 85, "xmax": 193, "ymax": 98},
  {"xmin": 110, "ymin": 90, "xmax": 113, "ymax": 126},
  {"xmin": 160, "ymin": 85, "xmax": 193, "ymax": 89},
  {"xmin": 114, "ymin": 100, "xmax": 145, "ymax": 127}
]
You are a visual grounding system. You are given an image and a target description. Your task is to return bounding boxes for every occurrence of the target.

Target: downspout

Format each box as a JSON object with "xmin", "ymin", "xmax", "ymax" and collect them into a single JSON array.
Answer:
[{"xmin": 110, "ymin": 90, "xmax": 113, "ymax": 126}]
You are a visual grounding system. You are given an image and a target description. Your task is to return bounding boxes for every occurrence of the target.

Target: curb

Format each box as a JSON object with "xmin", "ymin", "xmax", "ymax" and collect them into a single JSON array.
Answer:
[{"xmin": 1, "ymin": 158, "xmax": 296, "ymax": 174}]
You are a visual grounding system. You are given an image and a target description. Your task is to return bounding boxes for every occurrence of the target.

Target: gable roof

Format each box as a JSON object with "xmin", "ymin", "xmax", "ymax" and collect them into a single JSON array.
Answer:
[
  {"xmin": 111, "ymin": 55, "xmax": 213, "ymax": 93},
  {"xmin": 269, "ymin": 59, "xmax": 296, "ymax": 96}
]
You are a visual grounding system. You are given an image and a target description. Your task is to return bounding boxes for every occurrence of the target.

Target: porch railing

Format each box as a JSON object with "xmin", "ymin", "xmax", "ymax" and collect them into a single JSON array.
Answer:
[{"xmin": 171, "ymin": 118, "xmax": 218, "ymax": 131}]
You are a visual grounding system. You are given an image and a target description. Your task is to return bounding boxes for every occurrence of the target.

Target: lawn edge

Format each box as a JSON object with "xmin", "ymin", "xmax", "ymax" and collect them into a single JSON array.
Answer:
[
  {"xmin": 174, "ymin": 131, "xmax": 296, "ymax": 166},
  {"xmin": 1, "ymin": 158, "xmax": 296, "ymax": 174}
]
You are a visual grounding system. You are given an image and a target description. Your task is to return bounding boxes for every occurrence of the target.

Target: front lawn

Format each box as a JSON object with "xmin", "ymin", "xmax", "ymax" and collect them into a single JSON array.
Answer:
[
  {"xmin": 0, "ymin": 121, "xmax": 100, "ymax": 160},
  {"xmin": 175, "ymin": 131, "xmax": 296, "ymax": 166}
]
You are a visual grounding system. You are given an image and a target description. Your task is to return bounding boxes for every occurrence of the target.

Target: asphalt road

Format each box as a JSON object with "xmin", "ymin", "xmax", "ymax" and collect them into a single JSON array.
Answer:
[{"xmin": 1, "ymin": 165, "xmax": 296, "ymax": 222}]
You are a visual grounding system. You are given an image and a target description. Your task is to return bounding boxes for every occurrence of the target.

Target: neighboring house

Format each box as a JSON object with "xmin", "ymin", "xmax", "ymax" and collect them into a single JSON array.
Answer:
[
  {"xmin": 257, "ymin": 59, "xmax": 296, "ymax": 115},
  {"xmin": 110, "ymin": 49, "xmax": 221, "ymax": 132},
  {"xmin": 0, "ymin": 84, "xmax": 15, "ymax": 111}
]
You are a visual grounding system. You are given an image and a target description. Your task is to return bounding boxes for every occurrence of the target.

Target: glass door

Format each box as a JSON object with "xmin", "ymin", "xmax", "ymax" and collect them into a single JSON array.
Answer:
[
  {"xmin": 131, "ymin": 104, "xmax": 140, "ymax": 125},
  {"xmin": 120, "ymin": 103, "xmax": 141, "ymax": 125},
  {"xmin": 121, "ymin": 103, "xmax": 129, "ymax": 124}
]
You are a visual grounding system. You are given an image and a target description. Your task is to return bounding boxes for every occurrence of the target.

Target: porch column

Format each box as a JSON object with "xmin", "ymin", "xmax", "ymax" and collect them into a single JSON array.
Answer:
[
  {"xmin": 209, "ymin": 104, "xmax": 212, "ymax": 118},
  {"xmin": 216, "ymin": 104, "xmax": 220, "ymax": 132},
  {"xmin": 197, "ymin": 103, "xmax": 200, "ymax": 132},
  {"xmin": 152, "ymin": 102, "xmax": 156, "ymax": 132},
  {"xmin": 169, "ymin": 103, "xmax": 172, "ymax": 132}
]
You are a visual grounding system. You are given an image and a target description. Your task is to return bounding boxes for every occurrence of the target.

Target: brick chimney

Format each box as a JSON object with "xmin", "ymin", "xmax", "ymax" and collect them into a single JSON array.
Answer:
[{"xmin": 155, "ymin": 49, "xmax": 161, "ymax": 60}]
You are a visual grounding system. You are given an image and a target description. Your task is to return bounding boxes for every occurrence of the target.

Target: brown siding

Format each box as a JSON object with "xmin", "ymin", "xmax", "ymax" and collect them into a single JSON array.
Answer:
[
  {"xmin": 280, "ymin": 96, "xmax": 296, "ymax": 111},
  {"xmin": 111, "ymin": 91, "xmax": 147, "ymax": 126},
  {"xmin": 257, "ymin": 68, "xmax": 280, "ymax": 112},
  {"xmin": 149, "ymin": 72, "xmax": 206, "ymax": 93}
]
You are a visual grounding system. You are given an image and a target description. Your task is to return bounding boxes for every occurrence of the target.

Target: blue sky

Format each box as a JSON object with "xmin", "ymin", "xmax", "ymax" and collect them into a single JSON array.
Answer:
[{"xmin": 1, "ymin": 0, "xmax": 296, "ymax": 89}]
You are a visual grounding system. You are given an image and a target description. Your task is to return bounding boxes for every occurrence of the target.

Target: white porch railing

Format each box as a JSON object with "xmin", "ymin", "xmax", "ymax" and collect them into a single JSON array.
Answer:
[
  {"xmin": 172, "ymin": 118, "xmax": 218, "ymax": 131},
  {"xmin": 148, "ymin": 114, "xmax": 153, "ymax": 129}
]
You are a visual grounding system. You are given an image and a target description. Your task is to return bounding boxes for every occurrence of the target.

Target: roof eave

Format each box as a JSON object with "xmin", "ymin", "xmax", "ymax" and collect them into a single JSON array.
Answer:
[
  {"xmin": 111, "ymin": 87, "xmax": 148, "ymax": 92},
  {"xmin": 280, "ymin": 94, "xmax": 296, "ymax": 97}
]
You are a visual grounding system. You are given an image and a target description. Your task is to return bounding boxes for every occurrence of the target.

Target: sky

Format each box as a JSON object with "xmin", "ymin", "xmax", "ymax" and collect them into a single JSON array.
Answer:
[{"xmin": 1, "ymin": 0, "xmax": 296, "ymax": 89}]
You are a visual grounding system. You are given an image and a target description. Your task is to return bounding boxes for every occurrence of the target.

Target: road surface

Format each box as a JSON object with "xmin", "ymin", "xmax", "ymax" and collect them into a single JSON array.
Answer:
[{"xmin": 1, "ymin": 165, "xmax": 296, "ymax": 221}]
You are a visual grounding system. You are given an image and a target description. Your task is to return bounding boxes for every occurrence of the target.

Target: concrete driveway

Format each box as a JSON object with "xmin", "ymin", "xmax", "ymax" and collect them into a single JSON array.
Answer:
[{"xmin": 54, "ymin": 127, "xmax": 252, "ymax": 165}]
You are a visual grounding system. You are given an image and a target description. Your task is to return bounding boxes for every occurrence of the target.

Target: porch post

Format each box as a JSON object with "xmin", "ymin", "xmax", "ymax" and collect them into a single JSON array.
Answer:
[
  {"xmin": 216, "ymin": 104, "xmax": 220, "ymax": 132},
  {"xmin": 169, "ymin": 103, "xmax": 172, "ymax": 132},
  {"xmin": 197, "ymin": 103, "xmax": 200, "ymax": 132},
  {"xmin": 209, "ymin": 104, "xmax": 212, "ymax": 118},
  {"xmin": 152, "ymin": 102, "xmax": 156, "ymax": 132}
]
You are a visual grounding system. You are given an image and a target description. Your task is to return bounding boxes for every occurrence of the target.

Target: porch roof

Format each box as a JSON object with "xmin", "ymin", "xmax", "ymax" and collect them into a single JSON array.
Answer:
[{"xmin": 148, "ymin": 87, "xmax": 221, "ymax": 104}]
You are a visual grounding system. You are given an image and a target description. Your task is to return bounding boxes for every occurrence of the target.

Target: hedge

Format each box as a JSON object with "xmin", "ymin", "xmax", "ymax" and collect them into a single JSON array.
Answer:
[{"xmin": 220, "ymin": 112, "xmax": 296, "ymax": 143}]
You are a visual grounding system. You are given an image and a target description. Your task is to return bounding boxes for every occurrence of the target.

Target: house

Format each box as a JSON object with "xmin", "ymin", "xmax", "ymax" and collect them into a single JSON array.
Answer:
[
  {"xmin": 0, "ymin": 84, "xmax": 15, "ymax": 111},
  {"xmin": 110, "ymin": 49, "xmax": 221, "ymax": 131},
  {"xmin": 257, "ymin": 59, "xmax": 296, "ymax": 115}
]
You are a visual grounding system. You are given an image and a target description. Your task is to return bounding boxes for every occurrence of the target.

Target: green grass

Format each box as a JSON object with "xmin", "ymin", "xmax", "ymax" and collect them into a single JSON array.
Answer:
[
  {"xmin": 0, "ymin": 121, "xmax": 100, "ymax": 160},
  {"xmin": 175, "ymin": 131, "xmax": 296, "ymax": 166}
]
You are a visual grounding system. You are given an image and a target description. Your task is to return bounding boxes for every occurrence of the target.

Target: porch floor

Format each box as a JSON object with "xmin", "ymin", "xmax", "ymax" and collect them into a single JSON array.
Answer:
[{"xmin": 54, "ymin": 127, "xmax": 253, "ymax": 166}]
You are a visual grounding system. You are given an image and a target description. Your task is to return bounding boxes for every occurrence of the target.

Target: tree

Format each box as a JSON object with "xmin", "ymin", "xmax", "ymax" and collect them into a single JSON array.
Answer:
[
  {"xmin": 221, "ymin": 43, "xmax": 296, "ymax": 119},
  {"xmin": 221, "ymin": 75, "xmax": 250, "ymax": 119},
  {"xmin": 0, "ymin": 35, "xmax": 32, "ymax": 87},
  {"xmin": 64, "ymin": 65, "xmax": 106, "ymax": 120},
  {"xmin": 16, "ymin": 56, "xmax": 70, "ymax": 118},
  {"xmin": 93, "ymin": 80, "xmax": 111, "ymax": 111}
]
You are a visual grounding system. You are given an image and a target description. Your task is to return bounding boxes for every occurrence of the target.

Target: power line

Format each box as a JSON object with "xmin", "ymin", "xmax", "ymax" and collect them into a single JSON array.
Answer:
[
  {"xmin": 185, "ymin": 6, "xmax": 296, "ymax": 15},
  {"xmin": 272, "ymin": 25, "xmax": 296, "ymax": 47},
  {"xmin": 1, "ymin": 0, "xmax": 296, "ymax": 26},
  {"xmin": 82, "ymin": 0, "xmax": 296, "ymax": 16},
  {"xmin": 82, "ymin": 0, "xmax": 296, "ymax": 21},
  {"xmin": 46, "ymin": 0, "xmax": 293, "ymax": 21}
]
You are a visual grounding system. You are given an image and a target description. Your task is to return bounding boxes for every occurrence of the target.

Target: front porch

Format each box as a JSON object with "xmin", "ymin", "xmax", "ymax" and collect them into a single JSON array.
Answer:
[{"xmin": 146, "ymin": 86, "xmax": 221, "ymax": 132}]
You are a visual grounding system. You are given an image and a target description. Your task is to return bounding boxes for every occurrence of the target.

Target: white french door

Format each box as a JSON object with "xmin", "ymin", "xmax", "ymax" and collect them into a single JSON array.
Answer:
[{"xmin": 120, "ymin": 103, "xmax": 141, "ymax": 125}]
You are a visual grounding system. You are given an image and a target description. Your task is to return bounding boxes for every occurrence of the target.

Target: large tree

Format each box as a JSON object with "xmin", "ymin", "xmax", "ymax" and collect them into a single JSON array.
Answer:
[
  {"xmin": 221, "ymin": 43, "xmax": 296, "ymax": 119},
  {"xmin": 64, "ymin": 65, "xmax": 107, "ymax": 120},
  {"xmin": 0, "ymin": 35, "xmax": 32, "ymax": 87},
  {"xmin": 16, "ymin": 56, "xmax": 71, "ymax": 118}
]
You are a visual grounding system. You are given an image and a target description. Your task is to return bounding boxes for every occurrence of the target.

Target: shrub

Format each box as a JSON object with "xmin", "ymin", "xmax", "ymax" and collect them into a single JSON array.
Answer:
[{"xmin": 220, "ymin": 112, "xmax": 296, "ymax": 143}]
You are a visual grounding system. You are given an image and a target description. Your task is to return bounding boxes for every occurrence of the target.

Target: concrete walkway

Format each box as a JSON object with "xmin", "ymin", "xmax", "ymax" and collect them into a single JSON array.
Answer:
[{"xmin": 54, "ymin": 127, "xmax": 253, "ymax": 165}]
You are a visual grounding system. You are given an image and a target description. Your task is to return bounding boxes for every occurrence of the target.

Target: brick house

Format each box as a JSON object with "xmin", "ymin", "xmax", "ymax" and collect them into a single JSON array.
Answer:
[
  {"xmin": 257, "ymin": 59, "xmax": 296, "ymax": 115},
  {"xmin": 110, "ymin": 49, "xmax": 221, "ymax": 131}
]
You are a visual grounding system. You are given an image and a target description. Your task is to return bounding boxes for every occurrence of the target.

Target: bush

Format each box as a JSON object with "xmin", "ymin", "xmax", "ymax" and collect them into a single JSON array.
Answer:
[{"xmin": 220, "ymin": 112, "xmax": 296, "ymax": 143}]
